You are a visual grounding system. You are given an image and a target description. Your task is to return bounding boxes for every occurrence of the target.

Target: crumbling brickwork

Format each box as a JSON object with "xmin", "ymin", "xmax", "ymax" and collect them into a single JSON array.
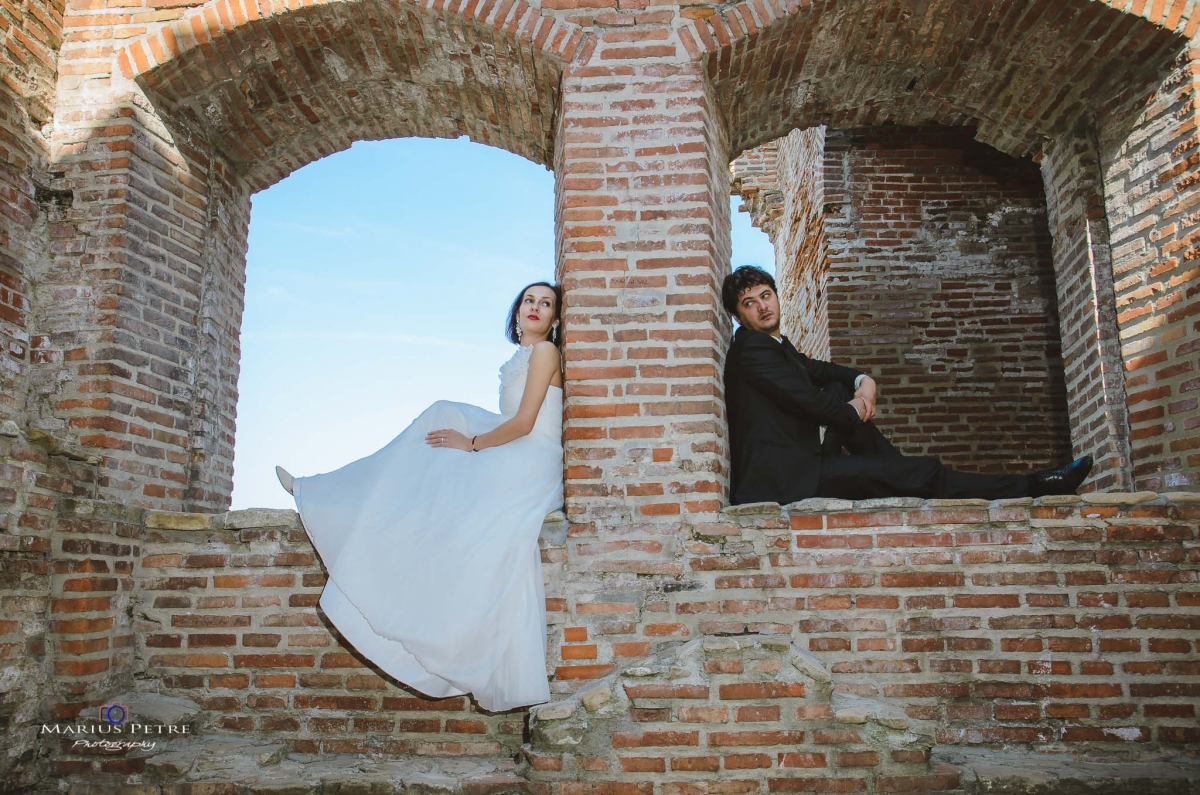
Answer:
[
  {"xmin": 2, "ymin": 1, "xmax": 1200, "ymax": 792},
  {"xmin": 1, "ymin": 0, "xmax": 65, "ymax": 787},
  {"xmin": 32, "ymin": 493, "xmax": 1200, "ymax": 790}
]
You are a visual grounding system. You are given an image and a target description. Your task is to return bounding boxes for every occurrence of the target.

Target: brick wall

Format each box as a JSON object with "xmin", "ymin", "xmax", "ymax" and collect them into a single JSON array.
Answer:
[
  {"xmin": 132, "ymin": 509, "xmax": 531, "ymax": 758},
  {"xmin": 34, "ymin": 491, "xmax": 1200, "ymax": 782},
  {"xmin": 525, "ymin": 636, "xmax": 956, "ymax": 794},
  {"xmin": 1099, "ymin": 46, "xmax": 1200, "ymax": 492},
  {"xmin": 0, "ymin": 0, "xmax": 60, "ymax": 359},
  {"xmin": 43, "ymin": 95, "xmax": 223, "ymax": 509},
  {"xmin": 0, "ymin": 473, "xmax": 140, "ymax": 790},
  {"xmin": 824, "ymin": 126, "xmax": 1072, "ymax": 474},
  {"xmin": 5, "ymin": 3, "xmax": 1200, "ymax": 789},
  {"xmin": 534, "ymin": 491, "xmax": 1200, "ymax": 790},
  {"xmin": 0, "ymin": 0, "xmax": 67, "ymax": 786},
  {"xmin": 722, "ymin": 494, "xmax": 1200, "ymax": 748},
  {"xmin": 0, "ymin": 430, "xmax": 56, "ymax": 791}
]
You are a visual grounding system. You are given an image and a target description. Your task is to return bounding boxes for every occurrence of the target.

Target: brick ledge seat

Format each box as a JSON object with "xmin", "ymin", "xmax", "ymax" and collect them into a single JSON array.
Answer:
[
  {"xmin": 932, "ymin": 745, "xmax": 1200, "ymax": 794},
  {"xmin": 37, "ymin": 734, "xmax": 536, "ymax": 795},
  {"xmin": 723, "ymin": 491, "xmax": 1200, "ymax": 518},
  {"xmin": 142, "ymin": 507, "xmax": 569, "ymax": 532}
]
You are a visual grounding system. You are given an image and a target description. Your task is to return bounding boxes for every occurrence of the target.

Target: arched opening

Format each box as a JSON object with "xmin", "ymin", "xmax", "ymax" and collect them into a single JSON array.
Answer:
[
  {"xmin": 230, "ymin": 137, "xmax": 556, "ymax": 510},
  {"xmin": 733, "ymin": 125, "xmax": 1073, "ymax": 474},
  {"xmin": 44, "ymin": 0, "xmax": 587, "ymax": 510},
  {"xmin": 693, "ymin": 0, "xmax": 1191, "ymax": 491}
]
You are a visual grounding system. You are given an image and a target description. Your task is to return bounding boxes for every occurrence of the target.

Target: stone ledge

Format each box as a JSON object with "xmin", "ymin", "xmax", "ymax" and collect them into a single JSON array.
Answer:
[
  {"xmin": 143, "ymin": 507, "xmax": 569, "ymax": 532},
  {"xmin": 719, "ymin": 491, "xmax": 1200, "ymax": 521},
  {"xmin": 934, "ymin": 746, "xmax": 1200, "ymax": 794},
  {"xmin": 100, "ymin": 494, "xmax": 1200, "ymax": 533},
  {"xmin": 33, "ymin": 734, "xmax": 532, "ymax": 795}
]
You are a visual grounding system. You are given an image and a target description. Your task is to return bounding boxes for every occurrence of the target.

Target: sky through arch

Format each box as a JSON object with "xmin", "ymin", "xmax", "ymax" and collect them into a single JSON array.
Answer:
[{"xmin": 231, "ymin": 137, "xmax": 776, "ymax": 510}]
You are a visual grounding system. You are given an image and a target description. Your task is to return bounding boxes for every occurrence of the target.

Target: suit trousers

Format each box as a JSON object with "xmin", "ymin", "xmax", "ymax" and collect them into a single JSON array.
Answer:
[{"xmin": 812, "ymin": 382, "xmax": 1029, "ymax": 501}]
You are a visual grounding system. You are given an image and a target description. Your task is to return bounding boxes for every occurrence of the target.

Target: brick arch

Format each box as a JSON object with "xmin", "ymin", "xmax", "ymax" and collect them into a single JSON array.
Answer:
[
  {"xmin": 680, "ymin": 0, "xmax": 1190, "ymax": 159},
  {"xmin": 113, "ymin": 0, "xmax": 592, "ymax": 190},
  {"xmin": 684, "ymin": 0, "xmax": 1196, "ymax": 493}
]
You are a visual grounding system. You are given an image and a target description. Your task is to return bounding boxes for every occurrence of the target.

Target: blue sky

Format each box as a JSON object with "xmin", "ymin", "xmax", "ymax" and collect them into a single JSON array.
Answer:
[{"xmin": 231, "ymin": 137, "xmax": 775, "ymax": 509}]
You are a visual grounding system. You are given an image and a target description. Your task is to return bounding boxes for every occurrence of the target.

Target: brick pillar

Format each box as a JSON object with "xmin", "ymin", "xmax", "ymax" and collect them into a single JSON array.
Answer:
[
  {"xmin": 1098, "ymin": 46, "xmax": 1200, "ymax": 492},
  {"xmin": 1040, "ymin": 121, "xmax": 1134, "ymax": 491},
  {"xmin": 555, "ymin": 31, "xmax": 732, "ymax": 531},
  {"xmin": 45, "ymin": 85, "xmax": 244, "ymax": 513},
  {"xmin": 730, "ymin": 131, "xmax": 833, "ymax": 359}
]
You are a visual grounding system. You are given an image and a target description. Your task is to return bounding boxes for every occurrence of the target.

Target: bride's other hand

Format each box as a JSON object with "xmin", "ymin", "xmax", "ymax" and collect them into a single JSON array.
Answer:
[{"xmin": 425, "ymin": 429, "xmax": 471, "ymax": 450}]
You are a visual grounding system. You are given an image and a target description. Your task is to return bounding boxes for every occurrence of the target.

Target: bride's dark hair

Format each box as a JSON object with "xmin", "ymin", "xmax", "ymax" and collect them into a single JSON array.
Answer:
[{"xmin": 506, "ymin": 281, "xmax": 564, "ymax": 348}]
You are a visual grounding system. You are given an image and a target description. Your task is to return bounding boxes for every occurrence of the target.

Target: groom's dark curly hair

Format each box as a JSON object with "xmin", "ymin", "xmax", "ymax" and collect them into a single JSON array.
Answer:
[
  {"xmin": 506, "ymin": 281, "xmax": 564, "ymax": 347},
  {"xmin": 721, "ymin": 265, "xmax": 777, "ymax": 317}
]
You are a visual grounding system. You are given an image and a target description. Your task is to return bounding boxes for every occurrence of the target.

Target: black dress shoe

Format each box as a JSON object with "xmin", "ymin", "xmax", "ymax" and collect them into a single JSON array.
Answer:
[{"xmin": 1027, "ymin": 455, "xmax": 1094, "ymax": 498}]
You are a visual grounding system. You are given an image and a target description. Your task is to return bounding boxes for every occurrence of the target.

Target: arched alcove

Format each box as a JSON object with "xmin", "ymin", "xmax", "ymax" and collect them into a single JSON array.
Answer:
[
  {"xmin": 732, "ymin": 125, "xmax": 1074, "ymax": 475},
  {"xmin": 229, "ymin": 136, "xmax": 556, "ymax": 510},
  {"xmin": 692, "ymin": 0, "xmax": 1191, "ymax": 490},
  {"xmin": 41, "ymin": 0, "xmax": 587, "ymax": 511}
]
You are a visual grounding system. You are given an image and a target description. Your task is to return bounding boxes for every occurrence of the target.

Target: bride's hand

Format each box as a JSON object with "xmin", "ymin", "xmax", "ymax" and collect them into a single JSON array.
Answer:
[{"xmin": 425, "ymin": 428, "xmax": 471, "ymax": 451}]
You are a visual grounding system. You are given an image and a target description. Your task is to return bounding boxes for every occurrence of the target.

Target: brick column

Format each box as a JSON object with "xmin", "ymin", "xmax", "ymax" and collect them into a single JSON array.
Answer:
[
  {"xmin": 1040, "ymin": 121, "xmax": 1134, "ymax": 491},
  {"xmin": 1098, "ymin": 46, "xmax": 1200, "ymax": 492},
  {"xmin": 555, "ymin": 31, "xmax": 732, "ymax": 531},
  {"xmin": 44, "ymin": 91, "xmax": 240, "ymax": 513}
]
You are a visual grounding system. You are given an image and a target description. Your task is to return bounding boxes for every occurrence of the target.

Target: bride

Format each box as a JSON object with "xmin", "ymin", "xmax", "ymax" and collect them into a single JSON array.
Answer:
[{"xmin": 274, "ymin": 282, "xmax": 565, "ymax": 712}]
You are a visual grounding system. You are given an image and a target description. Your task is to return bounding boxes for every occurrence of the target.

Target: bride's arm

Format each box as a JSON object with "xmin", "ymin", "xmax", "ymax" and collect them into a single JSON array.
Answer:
[{"xmin": 470, "ymin": 342, "xmax": 560, "ymax": 451}]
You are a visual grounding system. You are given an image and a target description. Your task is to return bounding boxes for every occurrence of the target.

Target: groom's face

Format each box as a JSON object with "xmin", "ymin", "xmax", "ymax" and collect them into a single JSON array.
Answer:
[{"xmin": 734, "ymin": 283, "xmax": 781, "ymax": 335}]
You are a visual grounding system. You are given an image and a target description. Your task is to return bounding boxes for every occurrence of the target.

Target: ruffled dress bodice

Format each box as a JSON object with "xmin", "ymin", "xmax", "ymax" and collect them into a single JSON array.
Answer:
[{"xmin": 499, "ymin": 344, "xmax": 563, "ymax": 442}]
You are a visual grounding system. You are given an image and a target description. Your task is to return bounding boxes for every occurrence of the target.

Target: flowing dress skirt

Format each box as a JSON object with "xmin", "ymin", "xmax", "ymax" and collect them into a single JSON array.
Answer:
[{"xmin": 292, "ymin": 399, "xmax": 563, "ymax": 711}]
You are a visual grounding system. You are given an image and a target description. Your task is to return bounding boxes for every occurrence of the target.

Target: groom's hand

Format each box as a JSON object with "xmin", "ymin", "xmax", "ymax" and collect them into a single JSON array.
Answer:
[{"xmin": 853, "ymin": 376, "xmax": 877, "ymax": 422}]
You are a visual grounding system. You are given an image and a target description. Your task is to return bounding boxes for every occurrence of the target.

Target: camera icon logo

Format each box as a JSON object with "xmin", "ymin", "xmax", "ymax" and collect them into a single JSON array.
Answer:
[{"xmin": 99, "ymin": 702, "xmax": 129, "ymax": 725}]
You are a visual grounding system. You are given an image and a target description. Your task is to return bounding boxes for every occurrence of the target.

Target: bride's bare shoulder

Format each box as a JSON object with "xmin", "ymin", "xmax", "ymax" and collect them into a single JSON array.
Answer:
[
  {"xmin": 530, "ymin": 341, "xmax": 564, "ymax": 385},
  {"xmin": 531, "ymin": 340, "xmax": 560, "ymax": 359}
]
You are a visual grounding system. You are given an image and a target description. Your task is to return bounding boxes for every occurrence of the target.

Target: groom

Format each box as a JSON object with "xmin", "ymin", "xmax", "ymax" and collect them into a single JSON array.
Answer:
[{"xmin": 721, "ymin": 265, "xmax": 1093, "ymax": 506}]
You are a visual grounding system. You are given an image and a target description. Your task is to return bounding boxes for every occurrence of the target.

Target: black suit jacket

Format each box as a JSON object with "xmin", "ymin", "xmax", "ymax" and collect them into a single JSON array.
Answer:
[{"xmin": 724, "ymin": 326, "xmax": 865, "ymax": 505}]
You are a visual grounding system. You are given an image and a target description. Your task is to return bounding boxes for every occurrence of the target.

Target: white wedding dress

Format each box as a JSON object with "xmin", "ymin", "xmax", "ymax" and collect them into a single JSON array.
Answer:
[{"xmin": 291, "ymin": 344, "xmax": 564, "ymax": 712}]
